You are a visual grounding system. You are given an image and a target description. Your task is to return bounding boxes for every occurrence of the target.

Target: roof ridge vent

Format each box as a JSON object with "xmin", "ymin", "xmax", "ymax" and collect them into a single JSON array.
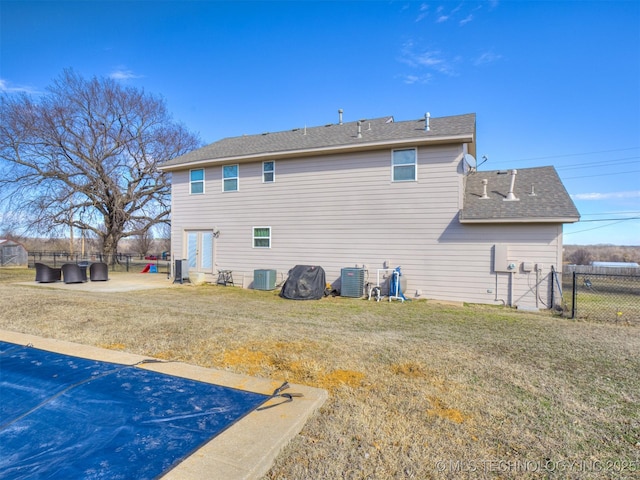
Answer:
[{"xmin": 503, "ymin": 169, "xmax": 519, "ymax": 201}]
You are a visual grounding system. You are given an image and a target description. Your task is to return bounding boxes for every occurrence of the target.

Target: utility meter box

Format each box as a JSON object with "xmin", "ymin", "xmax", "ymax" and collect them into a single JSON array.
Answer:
[{"xmin": 494, "ymin": 245, "xmax": 518, "ymax": 273}]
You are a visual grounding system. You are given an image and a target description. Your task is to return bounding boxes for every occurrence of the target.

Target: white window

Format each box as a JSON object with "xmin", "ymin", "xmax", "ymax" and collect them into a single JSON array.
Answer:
[
  {"xmin": 263, "ymin": 161, "xmax": 275, "ymax": 183},
  {"xmin": 392, "ymin": 148, "xmax": 417, "ymax": 182},
  {"xmin": 190, "ymin": 168, "xmax": 204, "ymax": 194},
  {"xmin": 253, "ymin": 226, "xmax": 271, "ymax": 248},
  {"xmin": 223, "ymin": 164, "xmax": 238, "ymax": 191}
]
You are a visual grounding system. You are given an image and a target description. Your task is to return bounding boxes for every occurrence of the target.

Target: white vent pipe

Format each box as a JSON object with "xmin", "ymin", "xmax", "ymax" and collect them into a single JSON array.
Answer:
[
  {"xmin": 481, "ymin": 179, "xmax": 489, "ymax": 199},
  {"xmin": 504, "ymin": 169, "xmax": 519, "ymax": 201}
]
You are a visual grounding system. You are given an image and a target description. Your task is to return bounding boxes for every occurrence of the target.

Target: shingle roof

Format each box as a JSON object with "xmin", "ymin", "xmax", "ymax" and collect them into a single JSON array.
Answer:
[
  {"xmin": 160, "ymin": 113, "xmax": 476, "ymax": 170},
  {"xmin": 460, "ymin": 166, "xmax": 580, "ymax": 223}
]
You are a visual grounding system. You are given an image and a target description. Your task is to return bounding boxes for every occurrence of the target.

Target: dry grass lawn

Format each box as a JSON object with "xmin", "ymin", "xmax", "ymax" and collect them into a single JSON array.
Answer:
[{"xmin": 1, "ymin": 268, "xmax": 638, "ymax": 479}]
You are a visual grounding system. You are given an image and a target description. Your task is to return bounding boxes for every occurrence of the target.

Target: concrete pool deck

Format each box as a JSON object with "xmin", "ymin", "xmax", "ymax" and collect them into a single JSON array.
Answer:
[{"xmin": 0, "ymin": 330, "xmax": 328, "ymax": 479}]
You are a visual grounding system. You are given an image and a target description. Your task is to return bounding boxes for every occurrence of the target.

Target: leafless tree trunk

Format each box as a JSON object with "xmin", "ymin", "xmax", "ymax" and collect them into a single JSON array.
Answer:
[
  {"xmin": 0, "ymin": 69, "xmax": 200, "ymax": 259},
  {"xmin": 132, "ymin": 224, "xmax": 154, "ymax": 257}
]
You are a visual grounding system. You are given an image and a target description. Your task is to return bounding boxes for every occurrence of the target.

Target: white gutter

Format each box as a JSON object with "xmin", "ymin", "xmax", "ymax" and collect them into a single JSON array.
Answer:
[{"xmin": 460, "ymin": 216, "xmax": 580, "ymax": 224}]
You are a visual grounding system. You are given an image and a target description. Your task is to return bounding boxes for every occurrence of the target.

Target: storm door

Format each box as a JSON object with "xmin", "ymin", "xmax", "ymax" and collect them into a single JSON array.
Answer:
[{"xmin": 186, "ymin": 230, "xmax": 214, "ymax": 273}]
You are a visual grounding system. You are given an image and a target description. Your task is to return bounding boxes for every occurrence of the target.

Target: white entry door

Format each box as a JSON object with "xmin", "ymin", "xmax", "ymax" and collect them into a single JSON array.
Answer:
[{"xmin": 186, "ymin": 230, "xmax": 214, "ymax": 272}]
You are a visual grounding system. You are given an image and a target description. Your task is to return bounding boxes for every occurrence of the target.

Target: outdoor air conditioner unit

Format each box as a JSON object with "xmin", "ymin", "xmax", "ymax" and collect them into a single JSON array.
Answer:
[
  {"xmin": 254, "ymin": 269, "xmax": 277, "ymax": 290},
  {"xmin": 341, "ymin": 268, "xmax": 365, "ymax": 297}
]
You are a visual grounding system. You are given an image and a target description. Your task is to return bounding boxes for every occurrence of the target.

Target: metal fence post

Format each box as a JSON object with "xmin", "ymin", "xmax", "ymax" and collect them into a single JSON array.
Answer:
[{"xmin": 571, "ymin": 272, "xmax": 577, "ymax": 319}]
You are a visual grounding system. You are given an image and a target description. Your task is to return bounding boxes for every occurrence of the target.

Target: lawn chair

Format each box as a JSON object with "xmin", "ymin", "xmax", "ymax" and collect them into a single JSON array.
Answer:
[
  {"xmin": 89, "ymin": 262, "xmax": 109, "ymax": 281},
  {"xmin": 35, "ymin": 263, "xmax": 62, "ymax": 283},
  {"xmin": 62, "ymin": 263, "xmax": 86, "ymax": 284}
]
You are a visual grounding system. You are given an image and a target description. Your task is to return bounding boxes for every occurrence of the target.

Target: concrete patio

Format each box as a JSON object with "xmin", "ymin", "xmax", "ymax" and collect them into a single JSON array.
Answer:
[{"xmin": 20, "ymin": 270, "xmax": 184, "ymax": 293}]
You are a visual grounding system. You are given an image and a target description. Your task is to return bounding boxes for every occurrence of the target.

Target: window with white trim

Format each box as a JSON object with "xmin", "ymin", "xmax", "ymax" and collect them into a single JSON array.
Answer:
[
  {"xmin": 190, "ymin": 168, "xmax": 204, "ymax": 194},
  {"xmin": 263, "ymin": 161, "xmax": 275, "ymax": 183},
  {"xmin": 223, "ymin": 164, "xmax": 238, "ymax": 191},
  {"xmin": 253, "ymin": 226, "xmax": 271, "ymax": 248},
  {"xmin": 392, "ymin": 148, "xmax": 417, "ymax": 182}
]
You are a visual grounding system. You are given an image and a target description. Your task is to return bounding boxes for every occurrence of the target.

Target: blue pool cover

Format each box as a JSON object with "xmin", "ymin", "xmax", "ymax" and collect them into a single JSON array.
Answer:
[{"xmin": 0, "ymin": 341, "xmax": 270, "ymax": 479}]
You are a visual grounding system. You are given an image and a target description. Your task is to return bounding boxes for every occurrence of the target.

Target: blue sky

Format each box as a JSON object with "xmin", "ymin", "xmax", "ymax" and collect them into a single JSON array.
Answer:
[{"xmin": 1, "ymin": 0, "xmax": 639, "ymax": 245}]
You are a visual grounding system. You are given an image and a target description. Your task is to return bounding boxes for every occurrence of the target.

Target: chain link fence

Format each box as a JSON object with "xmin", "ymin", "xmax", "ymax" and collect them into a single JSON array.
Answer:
[
  {"xmin": 566, "ymin": 272, "xmax": 640, "ymax": 324},
  {"xmin": 27, "ymin": 251, "xmax": 170, "ymax": 275}
]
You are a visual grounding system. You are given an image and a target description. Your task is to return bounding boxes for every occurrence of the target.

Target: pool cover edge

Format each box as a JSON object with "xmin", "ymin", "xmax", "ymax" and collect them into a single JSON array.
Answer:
[{"xmin": 0, "ymin": 330, "xmax": 328, "ymax": 480}]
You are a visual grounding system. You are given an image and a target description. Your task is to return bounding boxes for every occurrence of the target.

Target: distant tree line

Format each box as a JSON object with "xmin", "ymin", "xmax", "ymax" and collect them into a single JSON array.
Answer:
[
  {"xmin": 565, "ymin": 245, "xmax": 640, "ymax": 265},
  {"xmin": 0, "ymin": 230, "xmax": 170, "ymax": 259}
]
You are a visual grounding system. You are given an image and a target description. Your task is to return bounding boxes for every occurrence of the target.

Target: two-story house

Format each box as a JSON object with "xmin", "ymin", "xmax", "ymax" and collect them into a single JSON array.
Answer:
[{"xmin": 159, "ymin": 112, "xmax": 579, "ymax": 309}]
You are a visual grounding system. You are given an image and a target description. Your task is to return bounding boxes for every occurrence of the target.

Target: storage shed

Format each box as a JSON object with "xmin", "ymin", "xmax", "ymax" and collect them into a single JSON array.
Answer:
[{"xmin": 0, "ymin": 239, "xmax": 28, "ymax": 267}]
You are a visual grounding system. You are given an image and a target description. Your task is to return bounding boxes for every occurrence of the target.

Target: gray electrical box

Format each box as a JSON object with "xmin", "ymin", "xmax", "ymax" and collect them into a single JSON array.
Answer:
[
  {"xmin": 494, "ymin": 244, "xmax": 517, "ymax": 273},
  {"xmin": 254, "ymin": 269, "xmax": 277, "ymax": 290},
  {"xmin": 341, "ymin": 268, "xmax": 365, "ymax": 297}
]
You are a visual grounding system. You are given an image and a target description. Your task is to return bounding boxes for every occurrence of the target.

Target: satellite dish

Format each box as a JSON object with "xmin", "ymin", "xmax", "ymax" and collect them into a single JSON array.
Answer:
[{"xmin": 463, "ymin": 154, "xmax": 477, "ymax": 173}]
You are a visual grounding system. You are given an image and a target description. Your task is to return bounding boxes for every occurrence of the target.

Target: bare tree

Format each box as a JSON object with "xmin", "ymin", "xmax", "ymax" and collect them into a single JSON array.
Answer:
[
  {"xmin": 569, "ymin": 248, "xmax": 592, "ymax": 265},
  {"xmin": 156, "ymin": 222, "xmax": 171, "ymax": 257},
  {"xmin": 0, "ymin": 69, "xmax": 200, "ymax": 259},
  {"xmin": 132, "ymin": 223, "xmax": 154, "ymax": 258}
]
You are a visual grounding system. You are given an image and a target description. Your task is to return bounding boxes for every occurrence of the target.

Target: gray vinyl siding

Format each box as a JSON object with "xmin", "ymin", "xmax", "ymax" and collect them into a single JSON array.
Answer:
[{"xmin": 170, "ymin": 144, "xmax": 563, "ymax": 308}]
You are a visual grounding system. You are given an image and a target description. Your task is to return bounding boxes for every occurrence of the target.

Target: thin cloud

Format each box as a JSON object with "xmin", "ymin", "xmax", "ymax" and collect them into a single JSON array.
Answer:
[
  {"xmin": 0, "ymin": 78, "xmax": 40, "ymax": 94},
  {"xmin": 400, "ymin": 2, "xmax": 500, "ymax": 82},
  {"xmin": 417, "ymin": 2, "xmax": 488, "ymax": 26},
  {"xmin": 109, "ymin": 68, "xmax": 143, "ymax": 81},
  {"xmin": 459, "ymin": 14, "xmax": 474, "ymax": 25},
  {"xmin": 398, "ymin": 73, "xmax": 433, "ymax": 85},
  {"xmin": 415, "ymin": 3, "xmax": 429, "ymax": 22},
  {"xmin": 474, "ymin": 51, "xmax": 503, "ymax": 66},
  {"xmin": 399, "ymin": 41, "xmax": 458, "ymax": 76},
  {"xmin": 436, "ymin": 6, "xmax": 449, "ymax": 23},
  {"xmin": 436, "ymin": 3, "xmax": 463, "ymax": 23},
  {"xmin": 571, "ymin": 191, "xmax": 640, "ymax": 200}
]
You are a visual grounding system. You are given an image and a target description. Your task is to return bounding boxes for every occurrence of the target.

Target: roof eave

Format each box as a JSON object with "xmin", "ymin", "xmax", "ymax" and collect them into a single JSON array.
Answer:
[
  {"xmin": 459, "ymin": 216, "xmax": 581, "ymax": 224},
  {"xmin": 159, "ymin": 133, "xmax": 474, "ymax": 171}
]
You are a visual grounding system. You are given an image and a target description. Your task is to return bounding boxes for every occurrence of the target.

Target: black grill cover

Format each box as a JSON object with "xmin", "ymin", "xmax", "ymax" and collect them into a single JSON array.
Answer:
[{"xmin": 279, "ymin": 265, "xmax": 326, "ymax": 300}]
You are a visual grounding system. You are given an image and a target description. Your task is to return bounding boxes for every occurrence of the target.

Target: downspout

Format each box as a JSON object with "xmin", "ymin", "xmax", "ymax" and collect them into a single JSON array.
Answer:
[
  {"xmin": 495, "ymin": 273, "xmax": 506, "ymax": 306},
  {"xmin": 509, "ymin": 271, "xmax": 514, "ymax": 307}
]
